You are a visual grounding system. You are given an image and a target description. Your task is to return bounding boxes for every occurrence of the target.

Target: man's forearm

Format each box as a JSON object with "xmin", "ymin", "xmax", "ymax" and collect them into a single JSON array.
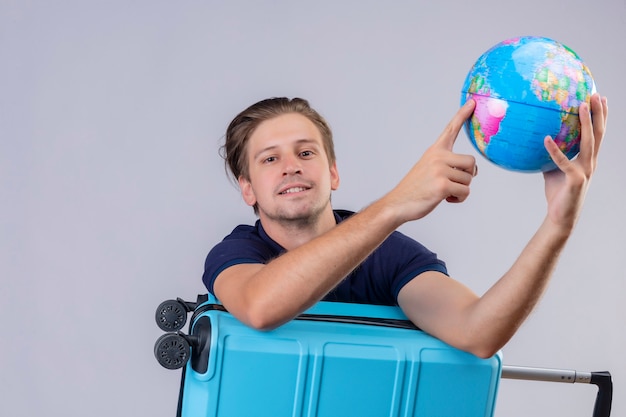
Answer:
[
  {"xmin": 227, "ymin": 200, "xmax": 404, "ymax": 329},
  {"xmin": 464, "ymin": 216, "xmax": 572, "ymax": 357}
]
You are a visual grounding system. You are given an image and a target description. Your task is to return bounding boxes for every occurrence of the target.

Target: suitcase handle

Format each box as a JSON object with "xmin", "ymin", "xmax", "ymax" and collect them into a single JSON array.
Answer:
[
  {"xmin": 296, "ymin": 313, "xmax": 420, "ymax": 330},
  {"xmin": 591, "ymin": 371, "xmax": 613, "ymax": 417},
  {"xmin": 502, "ymin": 366, "xmax": 613, "ymax": 417},
  {"xmin": 190, "ymin": 302, "xmax": 421, "ymax": 331}
]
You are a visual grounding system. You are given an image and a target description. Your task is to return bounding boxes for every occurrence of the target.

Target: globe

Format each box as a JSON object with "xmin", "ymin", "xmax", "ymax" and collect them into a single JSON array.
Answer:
[{"xmin": 460, "ymin": 36, "xmax": 596, "ymax": 172}]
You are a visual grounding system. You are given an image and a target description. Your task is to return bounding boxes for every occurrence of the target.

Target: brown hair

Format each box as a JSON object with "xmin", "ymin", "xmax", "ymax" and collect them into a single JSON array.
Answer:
[{"xmin": 221, "ymin": 97, "xmax": 336, "ymax": 183}]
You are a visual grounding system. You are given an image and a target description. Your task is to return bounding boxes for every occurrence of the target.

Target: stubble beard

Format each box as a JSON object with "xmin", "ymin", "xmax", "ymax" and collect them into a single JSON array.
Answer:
[{"xmin": 260, "ymin": 192, "xmax": 332, "ymax": 230}]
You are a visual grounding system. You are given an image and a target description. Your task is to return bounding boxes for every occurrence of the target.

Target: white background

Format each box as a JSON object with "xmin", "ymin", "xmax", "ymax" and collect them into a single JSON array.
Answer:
[{"xmin": 1, "ymin": 1, "xmax": 624, "ymax": 416}]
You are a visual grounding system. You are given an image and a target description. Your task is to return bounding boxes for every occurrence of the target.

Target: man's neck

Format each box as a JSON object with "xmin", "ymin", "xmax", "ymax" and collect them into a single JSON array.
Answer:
[{"xmin": 259, "ymin": 207, "xmax": 338, "ymax": 251}]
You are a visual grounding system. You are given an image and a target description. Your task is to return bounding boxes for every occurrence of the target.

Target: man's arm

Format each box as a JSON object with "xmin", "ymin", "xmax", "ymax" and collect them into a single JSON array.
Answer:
[
  {"xmin": 214, "ymin": 100, "xmax": 479, "ymax": 330},
  {"xmin": 215, "ymin": 93, "xmax": 607, "ymax": 354},
  {"xmin": 398, "ymin": 94, "xmax": 609, "ymax": 358}
]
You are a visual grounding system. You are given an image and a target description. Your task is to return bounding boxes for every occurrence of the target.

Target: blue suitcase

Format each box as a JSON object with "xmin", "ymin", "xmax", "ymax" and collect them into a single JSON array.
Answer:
[{"xmin": 154, "ymin": 295, "xmax": 611, "ymax": 417}]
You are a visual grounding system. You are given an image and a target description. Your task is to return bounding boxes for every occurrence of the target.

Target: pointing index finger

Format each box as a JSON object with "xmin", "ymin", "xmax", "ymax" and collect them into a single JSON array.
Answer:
[{"xmin": 437, "ymin": 98, "xmax": 476, "ymax": 150}]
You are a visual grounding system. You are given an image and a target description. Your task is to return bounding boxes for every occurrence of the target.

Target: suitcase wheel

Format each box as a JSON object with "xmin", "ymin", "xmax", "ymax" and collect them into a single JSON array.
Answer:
[
  {"xmin": 154, "ymin": 333, "xmax": 190, "ymax": 370},
  {"xmin": 155, "ymin": 299, "xmax": 188, "ymax": 332}
]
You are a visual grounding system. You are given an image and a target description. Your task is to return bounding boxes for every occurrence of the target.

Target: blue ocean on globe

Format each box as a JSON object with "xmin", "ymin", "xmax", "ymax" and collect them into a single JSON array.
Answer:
[{"xmin": 460, "ymin": 36, "xmax": 595, "ymax": 172}]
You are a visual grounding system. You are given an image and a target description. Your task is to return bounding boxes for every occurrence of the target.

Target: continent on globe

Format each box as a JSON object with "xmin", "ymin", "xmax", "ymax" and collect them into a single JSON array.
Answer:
[{"xmin": 460, "ymin": 36, "xmax": 595, "ymax": 172}]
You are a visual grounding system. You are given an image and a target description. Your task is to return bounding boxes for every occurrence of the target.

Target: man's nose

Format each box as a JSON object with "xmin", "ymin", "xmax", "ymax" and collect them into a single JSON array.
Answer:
[{"xmin": 282, "ymin": 155, "xmax": 302, "ymax": 175}]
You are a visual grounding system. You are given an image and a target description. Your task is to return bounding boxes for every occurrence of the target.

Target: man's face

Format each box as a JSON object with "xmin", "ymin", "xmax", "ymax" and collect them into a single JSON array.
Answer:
[{"xmin": 239, "ymin": 113, "xmax": 339, "ymax": 224}]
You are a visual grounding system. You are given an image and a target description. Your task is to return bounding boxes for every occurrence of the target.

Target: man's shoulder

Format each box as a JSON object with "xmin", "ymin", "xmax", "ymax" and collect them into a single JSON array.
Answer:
[
  {"xmin": 333, "ymin": 209, "xmax": 356, "ymax": 222},
  {"xmin": 220, "ymin": 222, "xmax": 262, "ymax": 241},
  {"xmin": 212, "ymin": 222, "xmax": 268, "ymax": 249},
  {"xmin": 228, "ymin": 223, "xmax": 258, "ymax": 235},
  {"xmin": 219, "ymin": 220, "xmax": 283, "ymax": 255},
  {"xmin": 208, "ymin": 221, "xmax": 277, "ymax": 260}
]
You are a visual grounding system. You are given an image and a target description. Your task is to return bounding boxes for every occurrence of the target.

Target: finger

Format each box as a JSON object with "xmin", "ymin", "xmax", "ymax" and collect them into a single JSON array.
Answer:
[
  {"xmin": 590, "ymin": 94, "xmax": 608, "ymax": 156},
  {"xmin": 436, "ymin": 99, "xmax": 476, "ymax": 150},
  {"xmin": 444, "ymin": 165, "xmax": 477, "ymax": 203},
  {"xmin": 449, "ymin": 166, "xmax": 476, "ymax": 185},
  {"xmin": 448, "ymin": 154, "xmax": 477, "ymax": 176},
  {"xmin": 544, "ymin": 135, "xmax": 572, "ymax": 172},
  {"xmin": 579, "ymin": 94, "xmax": 608, "ymax": 165},
  {"xmin": 576, "ymin": 101, "xmax": 595, "ymax": 168},
  {"xmin": 445, "ymin": 181, "xmax": 471, "ymax": 203}
]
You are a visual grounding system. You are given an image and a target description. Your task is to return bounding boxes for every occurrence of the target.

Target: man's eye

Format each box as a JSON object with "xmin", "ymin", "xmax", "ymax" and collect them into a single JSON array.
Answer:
[
  {"xmin": 300, "ymin": 150, "xmax": 313, "ymax": 158},
  {"xmin": 263, "ymin": 156, "xmax": 276, "ymax": 163}
]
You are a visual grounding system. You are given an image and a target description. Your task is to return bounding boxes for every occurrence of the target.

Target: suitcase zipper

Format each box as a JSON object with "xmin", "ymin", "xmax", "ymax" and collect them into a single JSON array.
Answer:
[{"xmin": 190, "ymin": 303, "xmax": 420, "ymax": 331}]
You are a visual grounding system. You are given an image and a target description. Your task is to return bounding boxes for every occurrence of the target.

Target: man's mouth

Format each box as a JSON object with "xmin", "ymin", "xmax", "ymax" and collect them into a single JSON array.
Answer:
[{"xmin": 279, "ymin": 186, "xmax": 309, "ymax": 195}]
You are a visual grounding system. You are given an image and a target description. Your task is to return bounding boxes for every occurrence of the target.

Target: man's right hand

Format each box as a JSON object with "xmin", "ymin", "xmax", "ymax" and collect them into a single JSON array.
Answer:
[{"xmin": 381, "ymin": 99, "xmax": 478, "ymax": 224}]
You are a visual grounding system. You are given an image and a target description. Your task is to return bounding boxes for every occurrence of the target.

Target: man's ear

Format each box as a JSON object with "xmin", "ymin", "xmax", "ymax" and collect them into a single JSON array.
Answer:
[
  {"xmin": 238, "ymin": 176, "xmax": 257, "ymax": 207},
  {"xmin": 330, "ymin": 162, "xmax": 340, "ymax": 191}
]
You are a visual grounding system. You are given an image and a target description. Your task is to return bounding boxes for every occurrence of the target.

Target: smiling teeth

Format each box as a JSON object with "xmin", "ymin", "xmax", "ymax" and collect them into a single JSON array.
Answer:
[{"xmin": 282, "ymin": 187, "xmax": 306, "ymax": 194}]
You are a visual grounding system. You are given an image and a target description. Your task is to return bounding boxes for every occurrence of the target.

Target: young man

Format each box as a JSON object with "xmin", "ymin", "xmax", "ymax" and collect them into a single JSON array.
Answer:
[{"xmin": 203, "ymin": 95, "xmax": 608, "ymax": 358}]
